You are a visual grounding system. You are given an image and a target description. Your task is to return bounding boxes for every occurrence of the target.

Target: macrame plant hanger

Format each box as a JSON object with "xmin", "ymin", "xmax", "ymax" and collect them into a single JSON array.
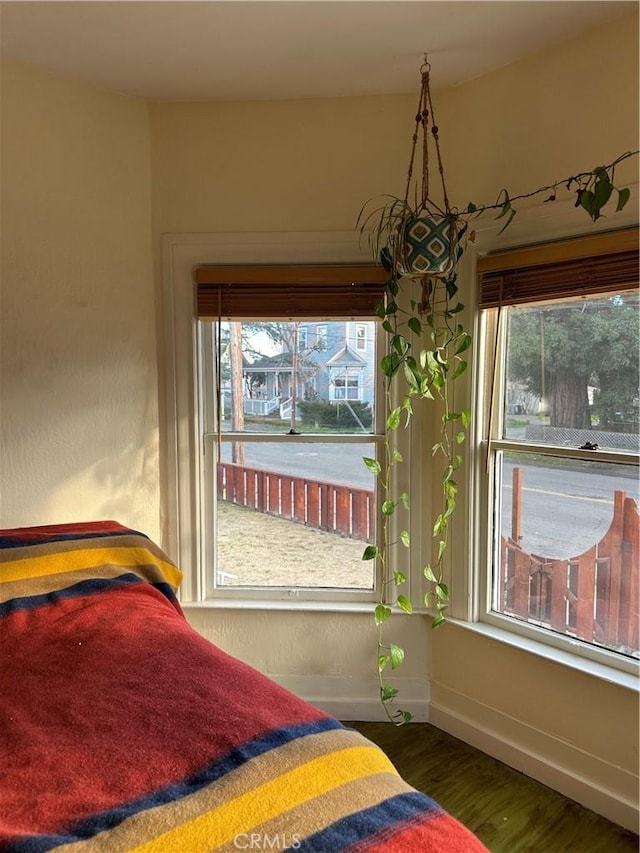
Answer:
[{"xmin": 401, "ymin": 57, "xmax": 458, "ymax": 312}]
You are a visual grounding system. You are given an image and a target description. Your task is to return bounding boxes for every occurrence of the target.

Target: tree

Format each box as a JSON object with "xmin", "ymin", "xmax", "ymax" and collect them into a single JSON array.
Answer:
[{"xmin": 507, "ymin": 294, "xmax": 639, "ymax": 430}]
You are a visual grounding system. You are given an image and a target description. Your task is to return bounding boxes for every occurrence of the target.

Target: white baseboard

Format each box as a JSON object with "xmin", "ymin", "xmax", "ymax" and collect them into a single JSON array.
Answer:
[
  {"xmin": 270, "ymin": 674, "xmax": 430, "ymax": 723},
  {"xmin": 429, "ymin": 687, "xmax": 639, "ymax": 835}
]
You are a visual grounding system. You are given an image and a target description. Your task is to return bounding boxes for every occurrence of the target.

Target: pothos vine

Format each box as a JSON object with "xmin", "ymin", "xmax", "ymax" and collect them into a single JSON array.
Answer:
[{"xmin": 359, "ymin": 149, "xmax": 637, "ymax": 725}]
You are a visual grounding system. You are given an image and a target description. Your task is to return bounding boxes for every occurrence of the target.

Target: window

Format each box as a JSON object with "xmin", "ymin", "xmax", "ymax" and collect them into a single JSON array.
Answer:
[
  {"xmin": 333, "ymin": 374, "xmax": 361, "ymax": 400},
  {"xmin": 477, "ymin": 230, "xmax": 639, "ymax": 666},
  {"xmin": 195, "ymin": 264, "xmax": 387, "ymax": 601},
  {"xmin": 356, "ymin": 323, "xmax": 367, "ymax": 351}
]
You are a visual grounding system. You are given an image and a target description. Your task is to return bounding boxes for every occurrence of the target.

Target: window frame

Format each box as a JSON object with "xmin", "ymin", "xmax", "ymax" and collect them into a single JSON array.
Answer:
[
  {"xmin": 163, "ymin": 230, "xmax": 435, "ymax": 609},
  {"xmin": 474, "ymin": 230, "xmax": 639, "ymax": 675},
  {"xmin": 198, "ymin": 318, "xmax": 385, "ymax": 604}
]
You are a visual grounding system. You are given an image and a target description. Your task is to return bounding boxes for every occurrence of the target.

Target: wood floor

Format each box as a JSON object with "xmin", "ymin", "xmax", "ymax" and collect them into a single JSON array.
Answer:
[{"xmin": 346, "ymin": 721, "xmax": 639, "ymax": 853}]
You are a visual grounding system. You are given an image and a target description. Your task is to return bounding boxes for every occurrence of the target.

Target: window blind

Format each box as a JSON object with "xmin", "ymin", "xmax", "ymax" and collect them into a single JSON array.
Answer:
[
  {"xmin": 195, "ymin": 265, "xmax": 388, "ymax": 319},
  {"xmin": 477, "ymin": 228, "xmax": 639, "ymax": 309}
]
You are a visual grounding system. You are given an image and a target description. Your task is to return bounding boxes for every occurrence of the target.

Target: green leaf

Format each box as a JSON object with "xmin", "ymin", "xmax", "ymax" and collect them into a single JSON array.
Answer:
[
  {"xmin": 456, "ymin": 431, "xmax": 466, "ymax": 444},
  {"xmin": 461, "ymin": 408, "xmax": 472, "ymax": 428},
  {"xmin": 382, "ymin": 499, "xmax": 395, "ymax": 516},
  {"xmin": 437, "ymin": 540, "xmax": 447, "ymax": 561},
  {"xmin": 399, "ymin": 530, "xmax": 410, "ymax": 548},
  {"xmin": 403, "ymin": 361, "xmax": 420, "ymax": 391},
  {"xmin": 579, "ymin": 189, "xmax": 596, "ymax": 216},
  {"xmin": 396, "ymin": 594, "xmax": 413, "ymax": 614},
  {"xmin": 392, "ymin": 334, "xmax": 408, "ymax": 355},
  {"xmin": 375, "ymin": 301, "xmax": 387, "ymax": 319},
  {"xmin": 497, "ymin": 207, "xmax": 516, "ymax": 235},
  {"xmin": 432, "ymin": 613, "xmax": 446, "ymax": 628},
  {"xmin": 593, "ymin": 176, "xmax": 613, "ymax": 211},
  {"xmin": 363, "ymin": 457, "xmax": 381, "ymax": 475},
  {"xmin": 378, "ymin": 654, "xmax": 391, "ymax": 672},
  {"xmin": 455, "ymin": 333, "xmax": 472, "ymax": 355},
  {"xmin": 400, "ymin": 492, "xmax": 410, "ymax": 509},
  {"xmin": 381, "ymin": 354, "xmax": 398, "ymax": 377},
  {"xmin": 390, "ymin": 643, "xmax": 405, "ymax": 669},
  {"xmin": 617, "ymin": 187, "xmax": 631, "ymax": 211},
  {"xmin": 425, "ymin": 350, "xmax": 439, "ymax": 372},
  {"xmin": 407, "ymin": 316, "xmax": 422, "ymax": 335},
  {"xmin": 424, "ymin": 564, "xmax": 437, "ymax": 583},
  {"xmin": 396, "ymin": 709, "xmax": 413, "ymax": 725},
  {"xmin": 392, "ymin": 448, "xmax": 403, "ymax": 463},
  {"xmin": 445, "ymin": 480, "xmax": 458, "ymax": 499},
  {"xmin": 386, "ymin": 407, "xmax": 401, "ymax": 430},
  {"xmin": 381, "ymin": 684, "xmax": 399, "ymax": 703},
  {"xmin": 374, "ymin": 603, "xmax": 392, "ymax": 625},
  {"xmin": 386, "ymin": 275, "xmax": 399, "ymax": 295},
  {"xmin": 451, "ymin": 359, "xmax": 468, "ymax": 380},
  {"xmin": 362, "ymin": 544, "xmax": 379, "ymax": 561},
  {"xmin": 436, "ymin": 582, "xmax": 449, "ymax": 600},
  {"xmin": 381, "ymin": 319, "xmax": 394, "ymax": 334},
  {"xmin": 433, "ymin": 514, "xmax": 447, "ymax": 536},
  {"xmin": 393, "ymin": 571, "xmax": 406, "ymax": 585}
]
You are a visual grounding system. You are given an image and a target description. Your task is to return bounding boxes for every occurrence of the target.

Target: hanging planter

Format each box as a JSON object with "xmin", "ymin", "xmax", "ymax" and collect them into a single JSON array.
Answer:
[
  {"xmin": 359, "ymin": 59, "xmax": 469, "ymax": 284},
  {"xmin": 395, "ymin": 212, "xmax": 466, "ymax": 279}
]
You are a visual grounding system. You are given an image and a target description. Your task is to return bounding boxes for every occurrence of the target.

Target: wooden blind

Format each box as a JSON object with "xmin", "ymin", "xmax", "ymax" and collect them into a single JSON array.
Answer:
[
  {"xmin": 195, "ymin": 265, "xmax": 388, "ymax": 320},
  {"xmin": 477, "ymin": 228, "xmax": 639, "ymax": 309}
]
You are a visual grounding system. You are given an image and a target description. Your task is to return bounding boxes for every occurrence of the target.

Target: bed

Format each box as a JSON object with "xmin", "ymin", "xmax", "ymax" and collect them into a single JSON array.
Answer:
[{"xmin": 0, "ymin": 521, "xmax": 488, "ymax": 852}]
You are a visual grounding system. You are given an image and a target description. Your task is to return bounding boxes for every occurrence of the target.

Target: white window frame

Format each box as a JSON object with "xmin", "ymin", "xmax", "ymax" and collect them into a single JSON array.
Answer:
[
  {"xmin": 330, "ymin": 369, "xmax": 362, "ymax": 402},
  {"xmin": 355, "ymin": 322, "xmax": 367, "ymax": 351},
  {"xmin": 472, "ymin": 242, "xmax": 639, "ymax": 677},
  {"xmin": 199, "ymin": 320, "xmax": 383, "ymax": 604},
  {"xmin": 161, "ymin": 231, "xmax": 428, "ymax": 611}
]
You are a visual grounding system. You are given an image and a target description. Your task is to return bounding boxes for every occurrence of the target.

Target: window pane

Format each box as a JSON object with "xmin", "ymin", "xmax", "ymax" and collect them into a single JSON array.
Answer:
[
  {"xmin": 215, "ymin": 441, "xmax": 376, "ymax": 588},
  {"xmin": 493, "ymin": 451, "xmax": 639, "ymax": 657},
  {"xmin": 503, "ymin": 293, "xmax": 639, "ymax": 451},
  {"xmin": 218, "ymin": 320, "xmax": 376, "ymax": 434}
]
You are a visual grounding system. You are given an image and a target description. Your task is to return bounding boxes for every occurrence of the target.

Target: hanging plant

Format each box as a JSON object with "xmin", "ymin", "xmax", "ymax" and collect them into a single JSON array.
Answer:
[{"xmin": 358, "ymin": 57, "xmax": 638, "ymax": 725}]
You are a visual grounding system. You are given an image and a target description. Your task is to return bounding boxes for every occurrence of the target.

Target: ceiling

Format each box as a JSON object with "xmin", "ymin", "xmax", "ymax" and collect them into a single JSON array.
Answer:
[{"xmin": 0, "ymin": 1, "xmax": 635, "ymax": 102}]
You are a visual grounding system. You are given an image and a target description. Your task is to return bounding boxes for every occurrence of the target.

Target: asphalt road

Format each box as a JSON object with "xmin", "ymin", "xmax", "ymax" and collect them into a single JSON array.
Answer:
[{"xmin": 219, "ymin": 440, "xmax": 638, "ymax": 560}]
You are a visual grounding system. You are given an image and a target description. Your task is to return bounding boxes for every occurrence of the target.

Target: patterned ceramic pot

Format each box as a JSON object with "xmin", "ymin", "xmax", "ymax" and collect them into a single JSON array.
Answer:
[{"xmin": 395, "ymin": 214, "xmax": 465, "ymax": 279}]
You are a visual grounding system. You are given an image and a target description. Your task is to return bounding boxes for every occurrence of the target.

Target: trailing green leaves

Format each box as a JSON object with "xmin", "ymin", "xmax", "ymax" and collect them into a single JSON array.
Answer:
[{"xmin": 357, "ymin": 149, "xmax": 637, "ymax": 726}]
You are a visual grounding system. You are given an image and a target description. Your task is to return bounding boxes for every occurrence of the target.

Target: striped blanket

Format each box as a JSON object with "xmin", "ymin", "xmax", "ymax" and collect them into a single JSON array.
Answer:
[{"xmin": 0, "ymin": 521, "xmax": 488, "ymax": 853}]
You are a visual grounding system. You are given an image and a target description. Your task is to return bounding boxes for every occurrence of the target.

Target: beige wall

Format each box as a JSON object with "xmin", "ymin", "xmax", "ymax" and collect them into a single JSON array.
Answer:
[{"xmin": 0, "ymin": 62, "xmax": 159, "ymax": 536}]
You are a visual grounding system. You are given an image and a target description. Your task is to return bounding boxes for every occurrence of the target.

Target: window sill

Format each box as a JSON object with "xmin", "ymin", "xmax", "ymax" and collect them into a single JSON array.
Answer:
[
  {"xmin": 448, "ymin": 616, "xmax": 640, "ymax": 692},
  {"xmin": 180, "ymin": 598, "xmax": 381, "ymax": 615}
]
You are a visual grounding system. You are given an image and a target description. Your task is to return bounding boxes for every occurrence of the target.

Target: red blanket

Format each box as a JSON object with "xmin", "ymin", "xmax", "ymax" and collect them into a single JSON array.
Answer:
[{"xmin": 0, "ymin": 521, "xmax": 488, "ymax": 852}]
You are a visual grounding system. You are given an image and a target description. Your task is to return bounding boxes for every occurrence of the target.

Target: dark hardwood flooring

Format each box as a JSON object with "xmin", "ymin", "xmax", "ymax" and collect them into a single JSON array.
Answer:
[{"xmin": 346, "ymin": 721, "xmax": 639, "ymax": 853}]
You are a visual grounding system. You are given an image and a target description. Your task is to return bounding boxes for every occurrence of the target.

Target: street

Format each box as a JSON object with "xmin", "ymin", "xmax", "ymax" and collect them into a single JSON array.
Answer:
[{"xmin": 219, "ymin": 440, "xmax": 638, "ymax": 559}]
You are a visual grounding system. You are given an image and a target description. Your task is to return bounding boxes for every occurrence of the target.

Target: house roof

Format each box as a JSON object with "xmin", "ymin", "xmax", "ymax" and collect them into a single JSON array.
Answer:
[{"xmin": 326, "ymin": 346, "xmax": 367, "ymax": 368}]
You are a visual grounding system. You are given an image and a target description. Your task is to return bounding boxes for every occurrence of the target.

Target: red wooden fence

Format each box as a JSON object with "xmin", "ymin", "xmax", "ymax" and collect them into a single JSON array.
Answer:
[
  {"xmin": 501, "ymin": 473, "xmax": 639, "ymax": 652},
  {"xmin": 217, "ymin": 462, "xmax": 375, "ymax": 541}
]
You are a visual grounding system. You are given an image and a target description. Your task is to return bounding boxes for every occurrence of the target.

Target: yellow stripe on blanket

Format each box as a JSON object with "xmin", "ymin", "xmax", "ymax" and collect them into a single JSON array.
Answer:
[
  {"xmin": 129, "ymin": 744, "xmax": 395, "ymax": 853},
  {"xmin": 0, "ymin": 547, "xmax": 183, "ymax": 591}
]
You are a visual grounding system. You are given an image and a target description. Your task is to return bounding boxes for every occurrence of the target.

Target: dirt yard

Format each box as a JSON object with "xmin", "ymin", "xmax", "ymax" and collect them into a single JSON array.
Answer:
[{"xmin": 216, "ymin": 501, "xmax": 373, "ymax": 588}]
